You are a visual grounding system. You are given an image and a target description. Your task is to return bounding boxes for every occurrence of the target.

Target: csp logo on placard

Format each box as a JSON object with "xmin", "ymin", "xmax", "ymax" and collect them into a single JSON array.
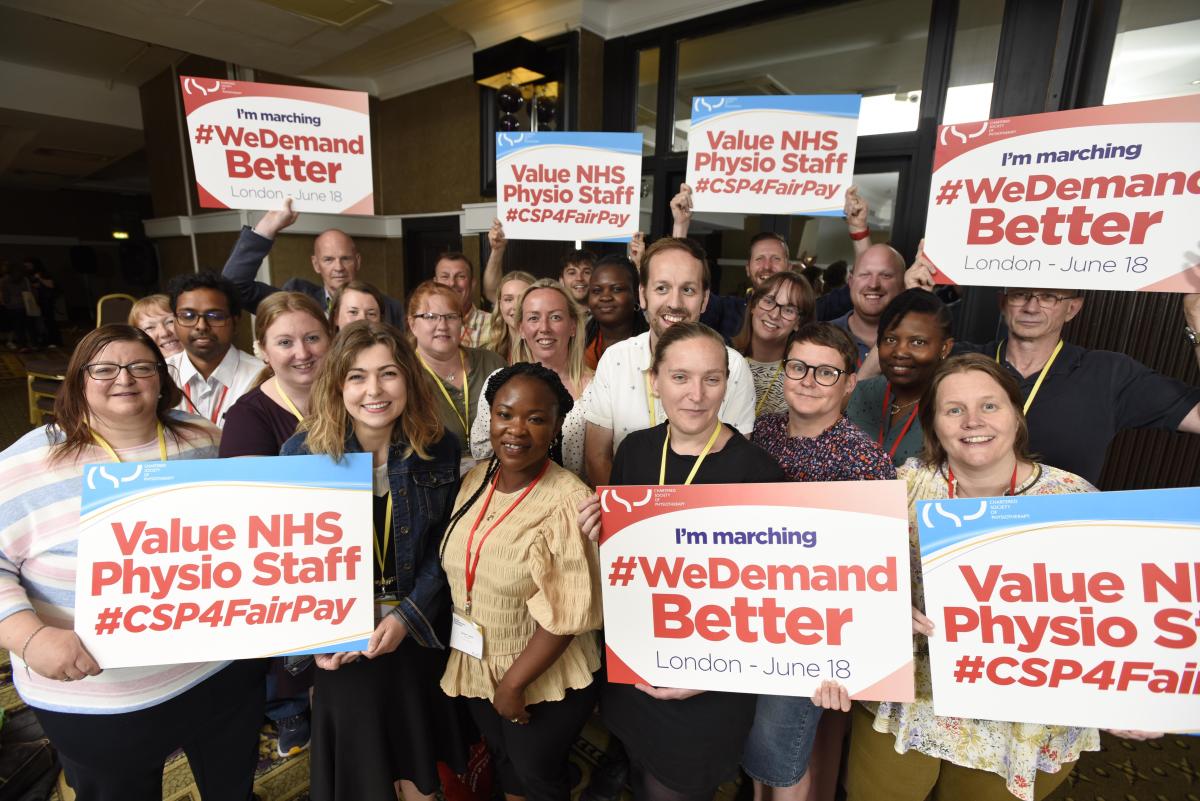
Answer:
[
  {"xmin": 921, "ymin": 500, "xmax": 988, "ymax": 529},
  {"xmin": 939, "ymin": 121, "xmax": 989, "ymax": 147},
  {"xmin": 692, "ymin": 97, "xmax": 726, "ymax": 115},
  {"xmin": 498, "ymin": 132, "xmax": 526, "ymax": 148},
  {"xmin": 86, "ymin": 464, "xmax": 144, "ymax": 491},
  {"xmin": 182, "ymin": 77, "xmax": 222, "ymax": 97},
  {"xmin": 600, "ymin": 489, "xmax": 652, "ymax": 514}
]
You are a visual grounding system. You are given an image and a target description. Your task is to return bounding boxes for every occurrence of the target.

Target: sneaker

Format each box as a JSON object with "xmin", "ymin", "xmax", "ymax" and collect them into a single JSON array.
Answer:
[{"xmin": 276, "ymin": 712, "xmax": 311, "ymax": 758}]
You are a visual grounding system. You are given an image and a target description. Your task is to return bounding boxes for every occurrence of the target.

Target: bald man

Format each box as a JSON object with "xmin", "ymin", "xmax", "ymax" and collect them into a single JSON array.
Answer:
[
  {"xmin": 221, "ymin": 200, "xmax": 405, "ymax": 325},
  {"xmin": 829, "ymin": 243, "xmax": 906, "ymax": 365}
]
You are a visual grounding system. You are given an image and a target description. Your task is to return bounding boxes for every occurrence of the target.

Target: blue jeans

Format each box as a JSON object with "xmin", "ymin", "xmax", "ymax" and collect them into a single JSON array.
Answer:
[{"xmin": 741, "ymin": 694, "xmax": 824, "ymax": 787}]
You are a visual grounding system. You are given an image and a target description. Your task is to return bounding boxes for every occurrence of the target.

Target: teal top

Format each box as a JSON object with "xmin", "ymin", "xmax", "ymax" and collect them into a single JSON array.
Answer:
[{"xmin": 845, "ymin": 374, "xmax": 924, "ymax": 467}]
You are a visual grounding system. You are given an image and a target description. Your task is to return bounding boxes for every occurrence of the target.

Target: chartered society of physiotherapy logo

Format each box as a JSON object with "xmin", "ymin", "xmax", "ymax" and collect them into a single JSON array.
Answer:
[
  {"xmin": 600, "ymin": 488, "xmax": 653, "ymax": 514},
  {"xmin": 181, "ymin": 77, "xmax": 222, "ymax": 97},
  {"xmin": 86, "ymin": 464, "xmax": 144, "ymax": 491},
  {"xmin": 692, "ymin": 97, "xmax": 726, "ymax": 115},
  {"xmin": 921, "ymin": 499, "xmax": 988, "ymax": 529},
  {"xmin": 498, "ymin": 132, "xmax": 526, "ymax": 148},
  {"xmin": 938, "ymin": 121, "xmax": 989, "ymax": 146}
]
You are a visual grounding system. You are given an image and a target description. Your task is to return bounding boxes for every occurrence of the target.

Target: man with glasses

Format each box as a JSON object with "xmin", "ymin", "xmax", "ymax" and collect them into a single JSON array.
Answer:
[
  {"xmin": 907, "ymin": 256, "xmax": 1200, "ymax": 484},
  {"xmin": 165, "ymin": 272, "xmax": 259, "ymax": 428}
]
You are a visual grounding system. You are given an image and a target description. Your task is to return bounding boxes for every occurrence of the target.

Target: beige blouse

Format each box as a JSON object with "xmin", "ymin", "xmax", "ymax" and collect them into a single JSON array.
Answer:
[{"xmin": 440, "ymin": 460, "xmax": 602, "ymax": 704}]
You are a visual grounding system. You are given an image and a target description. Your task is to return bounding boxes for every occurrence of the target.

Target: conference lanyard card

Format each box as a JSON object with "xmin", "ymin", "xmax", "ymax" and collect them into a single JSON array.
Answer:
[{"xmin": 450, "ymin": 611, "xmax": 484, "ymax": 659}]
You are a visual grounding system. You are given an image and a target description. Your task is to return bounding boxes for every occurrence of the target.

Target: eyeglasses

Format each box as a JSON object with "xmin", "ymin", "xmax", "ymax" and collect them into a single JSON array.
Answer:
[
  {"xmin": 757, "ymin": 294, "xmax": 801, "ymax": 321},
  {"xmin": 84, "ymin": 361, "xmax": 159, "ymax": 380},
  {"xmin": 1003, "ymin": 290, "xmax": 1077, "ymax": 308},
  {"xmin": 783, "ymin": 359, "xmax": 846, "ymax": 386},
  {"xmin": 175, "ymin": 309, "xmax": 232, "ymax": 327},
  {"xmin": 411, "ymin": 312, "xmax": 462, "ymax": 324}
]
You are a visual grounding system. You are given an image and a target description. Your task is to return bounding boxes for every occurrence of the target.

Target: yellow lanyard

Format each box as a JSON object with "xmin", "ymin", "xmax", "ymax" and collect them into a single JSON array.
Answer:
[
  {"xmin": 274, "ymin": 380, "xmax": 304, "ymax": 422},
  {"xmin": 373, "ymin": 491, "xmax": 394, "ymax": 581},
  {"xmin": 659, "ymin": 422, "xmax": 722, "ymax": 486},
  {"xmin": 754, "ymin": 361, "xmax": 784, "ymax": 417},
  {"xmin": 419, "ymin": 350, "xmax": 470, "ymax": 433},
  {"xmin": 996, "ymin": 339, "xmax": 1063, "ymax": 415},
  {"xmin": 91, "ymin": 422, "xmax": 167, "ymax": 462},
  {"xmin": 643, "ymin": 371, "xmax": 657, "ymax": 426}
]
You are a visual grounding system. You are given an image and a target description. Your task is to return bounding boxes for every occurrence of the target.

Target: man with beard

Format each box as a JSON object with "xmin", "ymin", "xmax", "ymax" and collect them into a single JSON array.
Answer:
[
  {"xmin": 583, "ymin": 237, "xmax": 756, "ymax": 486},
  {"xmin": 165, "ymin": 272, "xmax": 259, "ymax": 429}
]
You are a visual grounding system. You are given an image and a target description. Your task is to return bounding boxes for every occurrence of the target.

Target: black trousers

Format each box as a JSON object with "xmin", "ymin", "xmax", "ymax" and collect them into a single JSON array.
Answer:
[
  {"xmin": 466, "ymin": 679, "xmax": 598, "ymax": 801},
  {"xmin": 33, "ymin": 659, "xmax": 266, "ymax": 801}
]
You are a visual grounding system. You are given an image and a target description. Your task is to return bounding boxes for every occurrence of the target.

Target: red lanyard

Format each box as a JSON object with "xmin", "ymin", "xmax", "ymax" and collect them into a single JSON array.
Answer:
[
  {"xmin": 878, "ymin": 384, "xmax": 919, "ymax": 460},
  {"xmin": 947, "ymin": 463, "xmax": 1018, "ymax": 498},
  {"xmin": 182, "ymin": 383, "xmax": 229, "ymax": 425},
  {"xmin": 463, "ymin": 460, "xmax": 550, "ymax": 612}
]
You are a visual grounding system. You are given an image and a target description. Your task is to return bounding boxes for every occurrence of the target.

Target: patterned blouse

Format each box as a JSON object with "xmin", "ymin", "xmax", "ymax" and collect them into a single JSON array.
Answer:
[
  {"xmin": 747, "ymin": 358, "xmax": 788, "ymax": 418},
  {"xmin": 868, "ymin": 458, "xmax": 1100, "ymax": 801},
  {"xmin": 751, "ymin": 413, "xmax": 896, "ymax": 482}
]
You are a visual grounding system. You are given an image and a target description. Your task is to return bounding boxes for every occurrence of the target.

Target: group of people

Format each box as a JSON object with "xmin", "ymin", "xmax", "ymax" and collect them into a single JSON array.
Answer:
[{"xmin": 0, "ymin": 185, "xmax": 1197, "ymax": 801}]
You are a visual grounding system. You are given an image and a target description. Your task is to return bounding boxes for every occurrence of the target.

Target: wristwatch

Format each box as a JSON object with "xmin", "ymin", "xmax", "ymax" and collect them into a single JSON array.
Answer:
[{"xmin": 1186, "ymin": 325, "xmax": 1199, "ymax": 347}]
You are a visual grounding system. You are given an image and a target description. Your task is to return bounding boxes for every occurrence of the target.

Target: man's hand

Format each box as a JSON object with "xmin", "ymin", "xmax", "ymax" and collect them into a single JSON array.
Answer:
[
  {"xmin": 670, "ymin": 183, "xmax": 693, "ymax": 237},
  {"xmin": 844, "ymin": 186, "xmax": 868, "ymax": 233},
  {"xmin": 253, "ymin": 198, "xmax": 300, "ymax": 240},
  {"xmin": 628, "ymin": 231, "xmax": 646, "ymax": 267},
  {"xmin": 905, "ymin": 239, "xmax": 937, "ymax": 291},
  {"xmin": 489, "ymin": 218, "xmax": 507, "ymax": 252}
]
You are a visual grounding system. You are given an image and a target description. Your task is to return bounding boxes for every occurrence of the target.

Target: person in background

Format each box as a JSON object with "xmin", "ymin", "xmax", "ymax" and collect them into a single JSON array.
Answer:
[
  {"xmin": 0, "ymin": 325, "xmax": 263, "ymax": 801},
  {"xmin": 1, "ymin": 262, "xmax": 33, "ymax": 351},
  {"xmin": 485, "ymin": 270, "xmax": 536, "ymax": 364},
  {"xmin": 128, "ymin": 294, "xmax": 182, "ymax": 357},
  {"xmin": 478, "ymin": 218, "xmax": 595, "ymax": 309},
  {"xmin": 407, "ymin": 281, "xmax": 505, "ymax": 463},
  {"xmin": 560, "ymin": 249, "xmax": 596, "ymax": 306},
  {"xmin": 584, "ymin": 254, "xmax": 647, "ymax": 370},
  {"xmin": 165, "ymin": 271, "xmax": 259, "ymax": 428},
  {"xmin": 329, "ymin": 280, "xmax": 385, "ymax": 331},
  {"xmin": 731, "ymin": 272, "xmax": 816, "ymax": 418},
  {"xmin": 26, "ymin": 258, "xmax": 61, "ymax": 348},
  {"xmin": 281, "ymin": 321, "xmax": 467, "ymax": 801},
  {"xmin": 829, "ymin": 244, "xmax": 906, "ymax": 367},
  {"xmin": 435, "ymin": 252, "xmax": 493, "ymax": 348},
  {"xmin": 846, "ymin": 289, "xmax": 954, "ymax": 466},
  {"xmin": 821, "ymin": 260, "xmax": 848, "ymax": 295},
  {"xmin": 441, "ymin": 363, "xmax": 602, "ymax": 801},
  {"xmin": 472, "ymin": 280, "xmax": 593, "ymax": 478}
]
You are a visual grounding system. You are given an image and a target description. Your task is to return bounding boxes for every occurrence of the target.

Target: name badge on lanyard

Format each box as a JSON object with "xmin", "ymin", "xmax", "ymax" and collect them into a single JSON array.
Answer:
[{"xmin": 450, "ymin": 610, "xmax": 484, "ymax": 659}]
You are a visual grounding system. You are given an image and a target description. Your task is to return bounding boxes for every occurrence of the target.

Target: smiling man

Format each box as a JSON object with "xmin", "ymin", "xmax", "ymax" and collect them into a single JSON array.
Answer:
[
  {"xmin": 829, "ymin": 243, "xmax": 906, "ymax": 365},
  {"xmin": 434, "ymin": 252, "xmax": 493, "ymax": 348},
  {"xmin": 583, "ymin": 237, "xmax": 756, "ymax": 485},
  {"xmin": 165, "ymin": 272, "xmax": 259, "ymax": 428}
]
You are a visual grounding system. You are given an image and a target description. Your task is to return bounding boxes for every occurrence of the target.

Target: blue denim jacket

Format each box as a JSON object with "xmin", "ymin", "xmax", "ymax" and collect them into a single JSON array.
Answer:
[{"xmin": 280, "ymin": 430, "xmax": 461, "ymax": 648}]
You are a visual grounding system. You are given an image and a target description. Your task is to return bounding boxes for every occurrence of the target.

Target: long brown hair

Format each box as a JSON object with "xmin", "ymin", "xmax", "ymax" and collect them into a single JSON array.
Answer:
[
  {"xmin": 918, "ymin": 353, "xmax": 1035, "ymax": 466},
  {"xmin": 49, "ymin": 325, "xmax": 205, "ymax": 464},
  {"xmin": 252, "ymin": 292, "xmax": 332, "ymax": 387},
  {"xmin": 300, "ymin": 321, "xmax": 443, "ymax": 461},
  {"xmin": 732, "ymin": 271, "xmax": 816, "ymax": 356}
]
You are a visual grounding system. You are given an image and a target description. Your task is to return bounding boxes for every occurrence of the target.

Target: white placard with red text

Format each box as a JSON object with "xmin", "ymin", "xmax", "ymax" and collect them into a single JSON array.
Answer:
[
  {"xmin": 74, "ymin": 454, "xmax": 374, "ymax": 668},
  {"xmin": 924, "ymin": 96, "xmax": 1200, "ymax": 293},
  {"xmin": 685, "ymin": 95, "xmax": 860, "ymax": 215},
  {"xmin": 180, "ymin": 75, "xmax": 374, "ymax": 214},
  {"xmin": 599, "ymin": 482, "xmax": 913, "ymax": 699},
  {"xmin": 918, "ymin": 488, "xmax": 1200, "ymax": 731},
  {"xmin": 496, "ymin": 132, "xmax": 642, "ymax": 242}
]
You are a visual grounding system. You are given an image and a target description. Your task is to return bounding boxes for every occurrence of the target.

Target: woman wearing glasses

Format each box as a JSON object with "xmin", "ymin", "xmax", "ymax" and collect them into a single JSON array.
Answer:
[
  {"xmin": 407, "ymin": 281, "xmax": 505, "ymax": 465},
  {"xmin": 846, "ymin": 290, "xmax": 954, "ymax": 466},
  {"xmin": 731, "ymin": 272, "xmax": 816, "ymax": 418},
  {"xmin": 743, "ymin": 322, "xmax": 894, "ymax": 801},
  {"xmin": 0, "ymin": 325, "xmax": 264, "ymax": 801}
]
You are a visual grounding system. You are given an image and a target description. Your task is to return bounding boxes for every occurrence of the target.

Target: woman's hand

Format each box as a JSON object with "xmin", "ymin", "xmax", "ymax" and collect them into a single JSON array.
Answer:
[
  {"xmin": 493, "ymin": 679, "xmax": 530, "ymax": 724},
  {"xmin": 634, "ymin": 683, "xmax": 704, "ymax": 701},
  {"xmin": 912, "ymin": 606, "xmax": 935, "ymax": 637},
  {"xmin": 905, "ymin": 239, "xmax": 937, "ymax": 291},
  {"xmin": 24, "ymin": 627, "xmax": 101, "ymax": 682},
  {"xmin": 315, "ymin": 651, "xmax": 361, "ymax": 671},
  {"xmin": 627, "ymin": 231, "xmax": 646, "ymax": 266},
  {"xmin": 1104, "ymin": 729, "xmax": 1163, "ymax": 741},
  {"xmin": 812, "ymin": 680, "xmax": 851, "ymax": 711},
  {"xmin": 577, "ymin": 494, "xmax": 602, "ymax": 543},
  {"xmin": 363, "ymin": 613, "xmax": 408, "ymax": 659}
]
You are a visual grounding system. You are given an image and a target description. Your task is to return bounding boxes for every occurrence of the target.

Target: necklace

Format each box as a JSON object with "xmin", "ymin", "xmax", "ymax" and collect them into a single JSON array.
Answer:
[{"xmin": 889, "ymin": 397, "xmax": 919, "ymax": 415}]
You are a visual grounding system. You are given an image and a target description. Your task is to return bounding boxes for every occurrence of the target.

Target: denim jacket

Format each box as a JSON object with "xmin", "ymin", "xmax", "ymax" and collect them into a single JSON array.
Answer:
[{"xmin": 281, "ymin": 430, "xmax": 461, "ymax": 648}]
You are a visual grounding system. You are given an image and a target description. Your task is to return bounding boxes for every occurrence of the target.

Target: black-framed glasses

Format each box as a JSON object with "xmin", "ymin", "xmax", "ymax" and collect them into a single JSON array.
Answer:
[
  {"xmin": 783, "ymin": 359, "xmax": 845, "ymax": 386},
  {"xmin": 757, "ymin": 294, "xmax": 800, "ymax": 321},
  {"xmin": 175, "ymin": 309, "xmax": 232, "ymax": 327},
  {"xmin": 1003, "ymin": 290, "xmax": 1077, "ymax": 308},
  {"xmin": 84, "ymin": 361, "xmax": 159, "ymax": 380},
  {"xmin": 411, "ymin": 312, "xmax": 462, "ymax": 324}
]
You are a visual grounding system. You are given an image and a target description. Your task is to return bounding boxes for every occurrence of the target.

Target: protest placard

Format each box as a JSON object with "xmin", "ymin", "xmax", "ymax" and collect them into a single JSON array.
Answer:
[
  {"xmin": 600, "ymin": 481, "xmax": 913, "ymax": 699},
  {"xmin": 924, "ymin": 95, "xmax": 1200, "ymax": 293},
  {"xmin": 179, "ymin": 75, "xmax": 374, "ymax": 214},
  {"xmin": 74, "ymin": 454, "xmax": 374, "ymax": 668},
  {"xmin": 496, "ymin": 132, "xmax": 642, "ymax": 242},
  {"xmin": 685, "ymin": 95, "xmax": 860, "ymax": 215},
  {"xmin": 918, "ymin": 487, "xmax": 1200, "ymax": 731}
]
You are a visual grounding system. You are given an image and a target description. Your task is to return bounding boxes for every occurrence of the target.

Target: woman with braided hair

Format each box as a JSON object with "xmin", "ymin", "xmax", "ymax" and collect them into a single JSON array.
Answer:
[{"xmin": 441, "ymin": 362, "xmax": 603, "ymax": 801}]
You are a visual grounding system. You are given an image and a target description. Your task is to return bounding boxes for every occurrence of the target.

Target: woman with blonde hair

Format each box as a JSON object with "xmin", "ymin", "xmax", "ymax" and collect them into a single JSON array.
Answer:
[
  {"xmin": 281, "ymin": 320, "xmax": 468, "ymax": 801},
  {"xmin": 471, "ymin": 279, "xmax": 593, "ymax": 477},
  {"xmin": 485, "ymin": 270, "xmax": 536, "ymax": 363},
  {"xmin": 128, "ymin": 293, "xmax": 182, "ymax": 356}
]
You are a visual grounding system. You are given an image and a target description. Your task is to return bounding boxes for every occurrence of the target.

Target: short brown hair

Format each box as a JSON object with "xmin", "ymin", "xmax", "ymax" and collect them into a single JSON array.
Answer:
[
  {"xmin": 785, "ymin": 322, "xmax": 859, "ymax": 374},
  {"xmin": 732, "ymin": 272, "xmax": 816, "ymax": 355},
  {"xmin": 301, "ymin": 321, "xmax": 443, "ymax": 462},
  {"xmin": 918, "ymin": 353, "xmax": 1035, "ymax": 466},
  {"xmin": 437, "ymin": 251, "xmax": 474, "ymax": 277},
  {"xmin": 650, "ymin": 321, "xmax": 727, "ymax": 375},
  {"xmin": 329, "ymin": 281, "xmax": 386, "ymax": 329},
  {"xmin": 640, "ymin": 237, "xmax": 710, "ymax": 291}
]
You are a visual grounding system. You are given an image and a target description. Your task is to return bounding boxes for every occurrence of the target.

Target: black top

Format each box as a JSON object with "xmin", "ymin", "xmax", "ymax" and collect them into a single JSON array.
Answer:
[
  {"xmin": 219, "ymin": 386, "xmax": 300, "ymax": 458},
  {"xmin": 611, "ymin": 422, "xmax": 786, "ymax": 486},
  {"xmin": 972, "ymin": 339, "xmax": 1200, "ymax": 485}
]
